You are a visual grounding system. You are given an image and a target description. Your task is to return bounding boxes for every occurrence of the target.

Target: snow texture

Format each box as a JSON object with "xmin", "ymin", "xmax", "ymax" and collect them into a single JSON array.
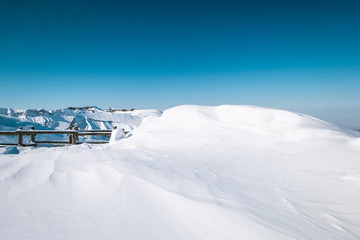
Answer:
[{"xmin": 0, "ymin": 105, "xmax": 360, "ymax": 240}]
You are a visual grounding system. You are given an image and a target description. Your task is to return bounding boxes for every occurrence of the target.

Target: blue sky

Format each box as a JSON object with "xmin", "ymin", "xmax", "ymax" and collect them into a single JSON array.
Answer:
[{"xmin": 0, "ymin": 0, "xmax": 359, "ymax": 127}]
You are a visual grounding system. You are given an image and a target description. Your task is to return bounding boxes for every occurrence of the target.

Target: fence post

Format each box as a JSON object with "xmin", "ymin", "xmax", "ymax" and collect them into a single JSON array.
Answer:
[
  {"xmin": 17, "ymin": 127, "xmax": 23, "ymax": 146},
  {"xmin": 74, "ymin": 127, "xmax": 79, "ymax": 141},
  {"xmin": 69, "ymin": 127, "xmax": 73, "ymax": 144},
  {"xmin": 68, "ymin": 127, "xmax": 76, "ymax": 145},
  {"xmin": 30, "ymin": 126, "xmax": 36, "ymax": 143},
  {"xmin": 71, "ymin": 133, "xmax": 76, "ymax": 144}
]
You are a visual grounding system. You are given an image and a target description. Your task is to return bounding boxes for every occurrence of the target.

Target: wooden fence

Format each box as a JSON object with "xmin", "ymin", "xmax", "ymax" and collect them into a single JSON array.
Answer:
[{"xmin": 0, "ymin": 126, "xmax": 122, "ymax": 147}]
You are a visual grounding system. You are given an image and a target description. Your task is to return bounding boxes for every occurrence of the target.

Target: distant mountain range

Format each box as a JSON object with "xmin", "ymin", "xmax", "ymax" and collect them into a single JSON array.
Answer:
[{"xmin": 0, "ymin": 106, "xmax": 161, "ymax": 132}]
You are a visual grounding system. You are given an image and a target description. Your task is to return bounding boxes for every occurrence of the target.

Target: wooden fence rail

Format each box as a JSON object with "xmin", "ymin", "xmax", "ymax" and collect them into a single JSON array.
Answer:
[{"xmin": 0, "ymin": 126, "xmax": 123, "ymax": 147}]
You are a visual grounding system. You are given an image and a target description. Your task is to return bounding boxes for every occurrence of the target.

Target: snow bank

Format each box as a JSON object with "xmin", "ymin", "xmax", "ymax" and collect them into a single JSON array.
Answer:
[
  {"xmin": 109, "ymin": 128, "xmax": 125, "ymax": 143},
  {"xmin": 0, "ymin": 105, "xmax": 360, "ymax": 240}
]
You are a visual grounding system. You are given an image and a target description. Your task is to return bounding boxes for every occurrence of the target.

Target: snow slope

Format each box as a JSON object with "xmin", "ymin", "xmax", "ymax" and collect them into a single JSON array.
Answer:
[{"xmin": 1, "ymin": 105, "xmax": 360, "ymax": 240}]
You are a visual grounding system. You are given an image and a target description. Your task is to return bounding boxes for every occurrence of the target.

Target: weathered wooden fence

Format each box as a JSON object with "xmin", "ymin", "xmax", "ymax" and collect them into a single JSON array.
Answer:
[{"xmin": 0, "ymin": 126, "xmax": 121, "ymax": 147}]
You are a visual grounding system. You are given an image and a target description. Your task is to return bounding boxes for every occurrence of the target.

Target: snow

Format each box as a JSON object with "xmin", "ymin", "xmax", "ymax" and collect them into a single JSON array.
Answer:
[
  {"xmin": 109, "ymin": 128, "xmax": 125, "ymax": 143},
  {"xmin": 2, "ymin": 147, "xmax": 19, "ymax": 154},
  {"xmin": 0, "ymin": 105, "xmax": 360, "ymax": 239}
]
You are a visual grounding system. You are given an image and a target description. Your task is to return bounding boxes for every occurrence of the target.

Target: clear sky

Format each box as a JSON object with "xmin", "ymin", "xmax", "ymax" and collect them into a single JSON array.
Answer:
[{"xmin": 0, "ymin": 0, "xmax": 359, "ymax": 127}]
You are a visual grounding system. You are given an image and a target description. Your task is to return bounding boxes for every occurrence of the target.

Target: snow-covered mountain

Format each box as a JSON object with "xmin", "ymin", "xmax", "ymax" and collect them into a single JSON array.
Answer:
[
  {"xmin": 1, "ymin": 105, "xmax": 360, "ymax": 239},
  {"xmin": 0, "ymin": 106, "xmax": 162, "ymax": 131},
  {"xmin": 0, "ymin": 106, "xmax": 162, "ymax": 144}
]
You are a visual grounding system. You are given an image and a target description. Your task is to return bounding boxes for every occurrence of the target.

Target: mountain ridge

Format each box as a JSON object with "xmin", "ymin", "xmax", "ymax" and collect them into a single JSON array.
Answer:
[{"xmin": 0, "ymin": 106, "xmax": 161, "ymax": 131}]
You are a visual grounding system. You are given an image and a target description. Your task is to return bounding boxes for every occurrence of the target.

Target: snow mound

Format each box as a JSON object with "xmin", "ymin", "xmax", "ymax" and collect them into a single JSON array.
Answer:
[
  {"xmin": 158, "ymin": 104, "xmax": 340, "ymax": 130},
  {"xmin": 0, "ymin": 105, "xmax": 360, "ymax": 240},
  {"xmin": 128, "ymin": 105, "xmax": 352, "ymax": 149},
  {"xmin": 2, "ymin": 147, "xmax": 19, "ymax": 154}
]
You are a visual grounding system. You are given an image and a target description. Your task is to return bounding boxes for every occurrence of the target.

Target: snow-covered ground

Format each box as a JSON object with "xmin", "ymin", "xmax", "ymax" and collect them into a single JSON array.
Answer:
[{"xmin": 1, "ymin": 105, "xmax": 360, "ymax": 240}]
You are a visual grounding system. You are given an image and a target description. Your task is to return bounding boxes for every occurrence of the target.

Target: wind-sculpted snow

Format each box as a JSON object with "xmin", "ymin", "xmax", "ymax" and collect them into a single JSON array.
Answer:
[{"xmin": 1, "ymin": 105, "xmax": 360, "ymax": 240}]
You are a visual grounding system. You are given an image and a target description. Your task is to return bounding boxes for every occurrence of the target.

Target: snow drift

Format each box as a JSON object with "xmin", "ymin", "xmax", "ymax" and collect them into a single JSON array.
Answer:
[{"xmin": 0, "ymin": 105, "xmax": 360, "ymax": 240}]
